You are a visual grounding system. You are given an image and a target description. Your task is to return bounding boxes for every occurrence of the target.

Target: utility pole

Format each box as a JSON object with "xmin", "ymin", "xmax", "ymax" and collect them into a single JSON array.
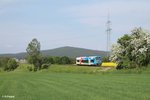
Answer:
[{"xmin": 106, "ymin": 12, "xmax": 111, "ymax": 57}]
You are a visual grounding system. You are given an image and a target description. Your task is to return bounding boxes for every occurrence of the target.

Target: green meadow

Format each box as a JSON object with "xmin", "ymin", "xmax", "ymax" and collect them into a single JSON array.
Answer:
[{"xmin": 0, "ymin": 64, "xmax": 150, "ymax": 100}]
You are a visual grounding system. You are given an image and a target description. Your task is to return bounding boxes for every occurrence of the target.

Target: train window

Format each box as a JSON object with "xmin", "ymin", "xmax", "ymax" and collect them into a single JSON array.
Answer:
[
  {"xmin": 82, "ymin": 60, "xmax": 88, "ymax": 63},
  {"xmin": 76, "ymin": 60, "xmax": 79, "ymax": 62},
  {"xmin": 91, "ymin": 60, "xmax": 94, "ymax": 63}
]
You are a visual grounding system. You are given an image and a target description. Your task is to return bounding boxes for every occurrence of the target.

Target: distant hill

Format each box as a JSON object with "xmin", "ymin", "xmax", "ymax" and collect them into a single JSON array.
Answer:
[{"xmin": 0, "ymin": 46, "xmax": 108, "ymax": 59}]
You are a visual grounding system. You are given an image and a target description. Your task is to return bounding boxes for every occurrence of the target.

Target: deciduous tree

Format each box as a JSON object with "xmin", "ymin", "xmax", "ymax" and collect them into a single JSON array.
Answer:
[{"xmin": 26, "ymin": 38, "xmax": 42, "ymax": 71}]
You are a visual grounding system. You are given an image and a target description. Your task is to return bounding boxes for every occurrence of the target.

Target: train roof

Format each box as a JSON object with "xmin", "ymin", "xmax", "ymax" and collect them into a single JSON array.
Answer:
[{"xmin": 76, "ymin": 56, "xmax": 101, "ymax": 59}]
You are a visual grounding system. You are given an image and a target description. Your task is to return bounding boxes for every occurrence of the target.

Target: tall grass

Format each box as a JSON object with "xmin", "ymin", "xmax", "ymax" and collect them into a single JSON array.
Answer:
[
  {"xmin": 13, "ymin": 63, "xmax": 150, "ymax": 74},
  {"xmin": 110, "ymin": 64, "xmax": 150, "ymax": 74},
  {"xmin": 38, "ymin": 64, "xmax": 104, "ymax": 74}
]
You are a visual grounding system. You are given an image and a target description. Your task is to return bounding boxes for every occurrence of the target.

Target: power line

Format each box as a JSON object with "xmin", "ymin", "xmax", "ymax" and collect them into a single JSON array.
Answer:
[{"xmin": 106, "ymin": 12, "xmax": 112, "ymax": 57}]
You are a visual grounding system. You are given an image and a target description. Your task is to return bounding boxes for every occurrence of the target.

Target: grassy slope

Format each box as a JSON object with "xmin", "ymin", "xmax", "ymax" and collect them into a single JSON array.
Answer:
[{"xmin": 0, "ymin": 65, "xmax": 150, "ymax": 100}]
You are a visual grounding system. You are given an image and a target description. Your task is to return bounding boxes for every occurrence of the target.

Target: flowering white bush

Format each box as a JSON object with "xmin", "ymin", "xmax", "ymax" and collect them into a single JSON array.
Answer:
[
  {"xmin": 110, "ymin": 28, "xmax": 150, "ymax": 68},
  {"xmin": 109, "ymin": 44, "xmax": 123, "ymax": 63}
]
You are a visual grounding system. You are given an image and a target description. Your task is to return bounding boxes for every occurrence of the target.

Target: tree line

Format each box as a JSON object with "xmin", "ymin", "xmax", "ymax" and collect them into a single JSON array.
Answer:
[{"xmin": 0, "ymin": 56, "xmax": 74, "ymax": 72}]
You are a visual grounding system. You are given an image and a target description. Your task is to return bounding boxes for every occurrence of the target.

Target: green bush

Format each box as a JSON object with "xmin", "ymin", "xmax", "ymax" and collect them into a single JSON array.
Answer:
[
  {"xmin": 60, "ymin": 56, "xmax": 71, "ymax": 64},
  {"xmin": 41, "ymin": 64, "xmax": 50, "ymax": 69},
  {"xmin": 5, "ymin": 59, "xmax": 18, "ymax": 71},
  {"xmin": 27, "ymin": 65, "xmax": 34, "ymax": 71},
  {"xmin": 102, "ymin": 57, "xmax": 110, "ymax": 62},
  {"xmin": 41, "ymin": 57, "xmax": 54, "ymax": 64},
  {"xmin": 0, "ymin": 57, "xmax": 10, "ymax": 70}
]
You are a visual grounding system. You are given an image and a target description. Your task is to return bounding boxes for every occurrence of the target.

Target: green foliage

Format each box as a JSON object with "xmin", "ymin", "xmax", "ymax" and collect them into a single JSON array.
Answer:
[
  {"xmin": 53, "ymin": 56, "xmax": 61, "ymax": 64},
  {"xmin": 59, "ymin": 56, "xmax": 71, "ymax": 64},
  {"xmin": 0, "ymin": 57, "xmax": 10, "ymax": 70},
  {"xmin": 47, "ymin": 57, "xmax": 54, "ymax": 64},
  {"xmin": 117, "ymin": 34, "xmax": 131, "ymax": 47},
  {"xmin": 26, "ymin": 38, "xmax": 42, "ymax": 70},
  {"xmin": 27, "ymin": 65, "xmax": 34, "ymax": 71},
  {"xmin": 26, "ymin": 38, "xmax": 41, "ymax": 56},
  {"xmin": 110, "ymin": 27, "xmax": 150, "ymax": 69},
  {"xmin": 41, "ymin": 56, "xmax": 54, "ymax": 64},
  {"xmin": 41, "ymin": 64, "xmax": 50, "ymax": 69},
  {"xmin": 14, "ymin": 63, "xmax": 34, "ymax": 72},
  {"xmin": 42, "ymin": 56, "xmax": 73, "ymax": 64},
  {"xmin": 102, "ymin": 57, "xmax": 110, "ymax": 62},
  {"xmin": 0, "ymin": 57, "xmax": 18, "ymax": 71},
  {"xmin": 113, "ymin": 65, "xmax": 150, "ymax": 74},
  {"xmin": 37, "ymin": 56, "xmax": 73, "ymax": 69},
  {"xmin": 5, "ymin": 59, "xmax": 18, "ymax": 71}
]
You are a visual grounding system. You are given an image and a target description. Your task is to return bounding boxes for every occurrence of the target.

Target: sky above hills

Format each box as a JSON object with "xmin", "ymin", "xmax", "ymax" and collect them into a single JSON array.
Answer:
[{"xmin": 0, "ymin": 0, "xmax": 150, "ymax": 53}]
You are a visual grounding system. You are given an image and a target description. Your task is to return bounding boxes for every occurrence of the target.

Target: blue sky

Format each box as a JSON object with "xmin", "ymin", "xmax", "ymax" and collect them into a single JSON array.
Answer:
[{"xmin": 0, "ymin": 0, "xmax": 150, "ymax": 53}]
